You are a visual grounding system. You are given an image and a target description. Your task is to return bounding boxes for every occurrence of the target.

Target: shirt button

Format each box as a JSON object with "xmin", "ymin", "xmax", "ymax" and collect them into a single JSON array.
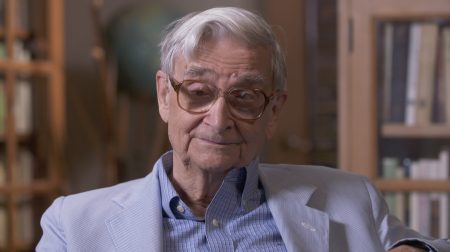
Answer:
[
  {"xmin": 212, "ymin": 219, "xmax": 220, "ymax": 227},
  {"xmin": 176, "ymin": 205, "xmax": 185, "ymax": 213}
]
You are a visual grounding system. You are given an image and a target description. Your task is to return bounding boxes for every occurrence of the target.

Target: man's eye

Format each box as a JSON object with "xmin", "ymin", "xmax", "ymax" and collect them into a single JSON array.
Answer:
[
  {"xmin": 183, "ymin": 83, "xmax": 214, "ymax": 97},
  {"xmin": 189, "ymin": 89, "xmax": 211, "ymax": 97},
  {"xmin": 233, "ymin": 90, "xmax": 258, "ymax": 101}
]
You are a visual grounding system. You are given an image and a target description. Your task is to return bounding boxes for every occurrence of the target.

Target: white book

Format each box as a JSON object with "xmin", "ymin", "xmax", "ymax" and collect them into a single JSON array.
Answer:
[
  {"xmin": 14, "ymin": 79, "xmax": 32, "ymax": 135},
  {"xmin": 13, "ymin": 40, "xmax": 31, "ymax": 62},
  {"xmin": 405, "ymin": 23, "xmax": 421, "ymax": 126}
]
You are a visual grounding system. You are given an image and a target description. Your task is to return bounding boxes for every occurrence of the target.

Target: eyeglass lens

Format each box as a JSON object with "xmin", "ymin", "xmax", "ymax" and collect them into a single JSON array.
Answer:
[{"xmin": 177, "ymin": 81, "xmax": 268, "ymax": 120}]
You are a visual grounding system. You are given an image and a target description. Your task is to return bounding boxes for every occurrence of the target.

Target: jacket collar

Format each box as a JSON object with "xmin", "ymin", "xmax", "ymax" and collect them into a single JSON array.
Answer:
[
  {"xmin": 259, "ymin": 164, "xmax": 330, "ymax": 252},
  {"xmin": 105, "ymin": 164, "xmax": 163, "ymax": 252}
]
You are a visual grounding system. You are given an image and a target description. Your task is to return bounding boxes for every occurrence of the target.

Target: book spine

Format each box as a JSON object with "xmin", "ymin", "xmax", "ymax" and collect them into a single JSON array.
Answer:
[
  {"xmin": 415, "ymin": 23, "xmax": 439, "ymax": 125},
  {"xmin": 389, "ymin": 23, "xmax": 410, "ymax": 123},
  {"xmin": 405, "ymin": 23, "xmax": 421, "ymax": 126}
]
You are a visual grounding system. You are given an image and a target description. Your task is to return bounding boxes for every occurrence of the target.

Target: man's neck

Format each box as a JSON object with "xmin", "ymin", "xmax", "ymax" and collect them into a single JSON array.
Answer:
[{"xmin": 170, "ymin": 161, "xmax": 232, "ymax": 217}]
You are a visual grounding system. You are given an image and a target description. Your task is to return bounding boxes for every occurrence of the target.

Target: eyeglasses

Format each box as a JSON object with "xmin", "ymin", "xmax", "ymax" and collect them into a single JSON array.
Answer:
[{"xmin": 168, "ymin": 75, "xmax": 275, "ymax": 121}]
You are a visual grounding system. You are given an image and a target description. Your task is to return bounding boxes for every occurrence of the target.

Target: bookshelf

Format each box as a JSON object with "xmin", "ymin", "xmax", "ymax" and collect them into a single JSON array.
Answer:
[
  {"xmin": 338, "ymin": 0, "xmax": 450, "ymax": 239},
  {"xmin": 0, "ymin": 0, "xmax": 64, "ymax": 251}
]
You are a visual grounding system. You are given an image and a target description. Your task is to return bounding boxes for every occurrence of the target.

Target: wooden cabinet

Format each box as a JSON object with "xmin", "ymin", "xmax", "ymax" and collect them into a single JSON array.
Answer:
[
  {"xmin": 0, "ymin": 0, "xmax": 64, "ymax": 250},
  {"xmin": 338, "ymin": 0, "xmax": 450, "ymax": 237}
]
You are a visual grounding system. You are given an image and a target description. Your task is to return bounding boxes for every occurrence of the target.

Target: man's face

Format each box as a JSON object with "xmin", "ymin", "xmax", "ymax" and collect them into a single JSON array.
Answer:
[{"xmin": 156, "ymin": 36, "xmax": 286, "ymax": 174}]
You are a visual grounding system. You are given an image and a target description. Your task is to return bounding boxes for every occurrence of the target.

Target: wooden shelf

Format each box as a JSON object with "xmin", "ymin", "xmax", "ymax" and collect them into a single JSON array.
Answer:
[
  {"xmin": 382, "ymin": 124, "xmax": 450, "ymax": 138},
  {"xmin": 0, "ymin": 133, "xmax": 34, "ymax": 142},
  {"xmin": 375, "ymin": 179, "xmax": 450, "ymax": 192},
  {"xmin": 0, "ymin": 28, "xmax": 30, "ymax": 39},
  {"xmin": 0, "ymin": 180, "xmax": 60, "ymax": 194},
  {"xmin": 0, "ymin": 60, "xmax": 53, "ymax": 74}
]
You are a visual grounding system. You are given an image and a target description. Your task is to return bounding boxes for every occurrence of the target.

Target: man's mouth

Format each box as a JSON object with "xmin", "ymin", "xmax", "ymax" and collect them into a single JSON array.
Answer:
[{"xmin": 197, "ymin": 137, "xmax": 240, "ymax": 146}]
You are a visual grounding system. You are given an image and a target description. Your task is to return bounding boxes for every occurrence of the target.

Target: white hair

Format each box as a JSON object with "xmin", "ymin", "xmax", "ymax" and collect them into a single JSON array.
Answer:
[{"xmin": 159, "ymin": 7, "xmax": 287, "ymax": 90}]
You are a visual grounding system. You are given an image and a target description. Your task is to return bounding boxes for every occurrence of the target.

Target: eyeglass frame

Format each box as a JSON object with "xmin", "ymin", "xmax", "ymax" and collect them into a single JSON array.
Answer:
[{"xmin": 167, "ymin": 74, "xmax": 276, "ymax": 121}]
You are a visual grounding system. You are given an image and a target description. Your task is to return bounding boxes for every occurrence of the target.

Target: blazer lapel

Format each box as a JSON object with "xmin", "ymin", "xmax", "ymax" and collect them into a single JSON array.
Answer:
[
  {"xmin": 106, "ymin": 170, "xmax": 163, "ymax": 252},
  {"xmin": 259, "ymin": 165, "xmax": 330, "ymax": 252}
]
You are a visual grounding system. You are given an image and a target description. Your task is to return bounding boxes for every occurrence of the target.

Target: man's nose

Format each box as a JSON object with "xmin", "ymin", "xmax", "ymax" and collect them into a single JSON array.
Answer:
[{"xmin": 203, "ymin": 96, "xmax": 234, "ymax": 130}]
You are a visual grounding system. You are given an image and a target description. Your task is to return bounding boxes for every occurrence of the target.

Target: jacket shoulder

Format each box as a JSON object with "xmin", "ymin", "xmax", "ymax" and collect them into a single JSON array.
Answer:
[
  {"xmin": 58, "ymin": 172, "xmax": 154, "ymax": 224},
  {"xmin": 259, "ymin": 163, "xmax": 366, "ymax": 184}
]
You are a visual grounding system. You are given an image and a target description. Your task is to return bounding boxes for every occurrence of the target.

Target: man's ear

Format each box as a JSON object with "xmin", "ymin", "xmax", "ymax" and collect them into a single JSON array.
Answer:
[
  {"xmin": 265, "ymin": 91, "xmax": 287, "ymax": 139},
  {"xmin": 156, "ymin": 70, "xmax": 171, "ymax": 123}
]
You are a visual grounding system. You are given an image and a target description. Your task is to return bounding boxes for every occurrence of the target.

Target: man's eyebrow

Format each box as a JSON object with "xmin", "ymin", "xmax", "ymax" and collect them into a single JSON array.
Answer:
[
  {"xmin": 184, "ymin": 66, "xmax": 215, "ymax": 78},
  {"xmin": 184, "ymin": 66, "xmax": 267, "ymax": 84},
  {"xmin": 235, "ymin": 73, "xmax": 267, "ymax": 85}
]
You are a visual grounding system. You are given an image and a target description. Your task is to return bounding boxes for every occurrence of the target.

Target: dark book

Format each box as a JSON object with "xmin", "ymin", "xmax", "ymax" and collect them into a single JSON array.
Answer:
[
  {"xmin": 377, "ymin": 22, "xmax": 394, "ymax": 123},
  {"xmin": 389, "ymin": 23, "xmax": 410, "ymax": 123}
]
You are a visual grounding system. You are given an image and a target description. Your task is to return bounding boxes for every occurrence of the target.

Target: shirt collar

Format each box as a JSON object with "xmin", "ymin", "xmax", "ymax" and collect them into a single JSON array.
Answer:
[{"xmin": 157, "ymin": 151, "xmax": 263, "ymax": 219}]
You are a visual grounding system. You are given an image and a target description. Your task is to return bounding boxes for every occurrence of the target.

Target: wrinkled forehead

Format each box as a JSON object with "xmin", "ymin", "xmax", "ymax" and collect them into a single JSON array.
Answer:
[{"xmin": 174, "ymin": 36, "xmax": 273, "ymax": 86}]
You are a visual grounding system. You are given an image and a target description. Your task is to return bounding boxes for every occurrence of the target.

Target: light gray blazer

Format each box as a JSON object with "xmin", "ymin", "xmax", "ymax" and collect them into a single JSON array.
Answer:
[{"xmin": 37, "ymin": 162, "xmax": 450, "ymax": 251}]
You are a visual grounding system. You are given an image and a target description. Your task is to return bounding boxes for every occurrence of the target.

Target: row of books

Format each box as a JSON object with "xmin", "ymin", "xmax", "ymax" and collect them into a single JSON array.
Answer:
[
  {"xmin": 378, "ymin": 21, "xmax": 450, "ymax": 125},
  {"xmin": 381, "ymin": 150, "xmax": 449, "ymax": 238}
]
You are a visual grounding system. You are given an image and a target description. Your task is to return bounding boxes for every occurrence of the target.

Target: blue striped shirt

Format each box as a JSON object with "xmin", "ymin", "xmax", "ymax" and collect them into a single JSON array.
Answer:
[{"xmin": 157, "ymin": 151, "xmax": 287, "ymax": 251}]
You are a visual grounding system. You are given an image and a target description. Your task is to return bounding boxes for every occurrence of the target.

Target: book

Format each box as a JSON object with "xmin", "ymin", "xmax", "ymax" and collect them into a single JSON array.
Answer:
[
  {"xmin": 389, "ymin": 23, "xmax": 410, "ymax": 123},
  {"xmin": 442, "ymin": 27, "xmax": 450, "ymax": 124},
  {"xmin": 438, "ymin": 150, "xmax": 449, "ymax": 238},
  {"xmin": 380, "ymin": 23, "xmax": 394, "ymax": 122},
  {"xmin": 14, "ymin": 79, "xmax": 32, "ymax": 135},
  {"xmin": 405, "ymin": 23, "xmax": 421, "ymax": 126},
  {"xmin": 415, "ymin": 23, "xmax": 439, "ymax": 125},
  {"xmin": 13, "ymin": 40, "xmax": 31, "ymax": 62},
  {"xmin": 432, "ymin": 25, "xmax": 446, "ymax": 123}
]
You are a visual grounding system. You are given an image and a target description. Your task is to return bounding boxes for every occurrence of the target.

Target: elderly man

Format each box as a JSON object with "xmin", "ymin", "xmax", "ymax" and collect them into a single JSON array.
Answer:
[{"xmin": 37, "ymin": 7, "xmax": 449, "ymax": 252}]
